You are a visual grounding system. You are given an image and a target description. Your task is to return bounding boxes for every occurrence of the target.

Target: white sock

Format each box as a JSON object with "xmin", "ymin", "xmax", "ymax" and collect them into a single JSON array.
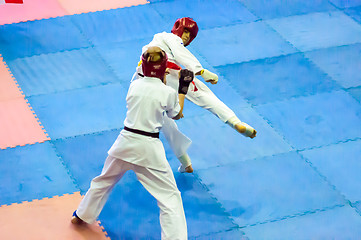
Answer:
[{"xmin": 178, "ymin": 154, "xmax": 191, "ymax": 173}]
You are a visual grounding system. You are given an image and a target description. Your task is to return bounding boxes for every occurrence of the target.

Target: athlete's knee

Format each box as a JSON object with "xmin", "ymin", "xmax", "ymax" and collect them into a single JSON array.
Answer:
[
  {"xmin": 89, "ymin": 177, "xmax": 114, "ymax": 190},
  {"xmin": 159, "ymin": 190, "xmax": 183, "ymax": 212}
]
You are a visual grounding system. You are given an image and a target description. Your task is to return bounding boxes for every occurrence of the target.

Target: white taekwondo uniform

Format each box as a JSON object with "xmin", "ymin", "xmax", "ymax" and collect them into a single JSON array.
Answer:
[
  {"xmin": 75, "ymin": 76, "xmax": 187, "ymax": 240},
  {"xmin": 132, "ymin": 32, "xmax": 237, "ymax": 158}
]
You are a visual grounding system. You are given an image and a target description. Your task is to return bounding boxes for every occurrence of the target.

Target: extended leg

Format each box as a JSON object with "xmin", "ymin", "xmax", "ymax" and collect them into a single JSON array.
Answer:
[
  {"xmin": 73, "ymin": 156, "xmax": 129, "ymax": 224},
  {"xmin": 134, "ymin": 164, "xmax": 187, "ymax": 240},
  {"xmin": 186, "ymin": 78, "xmax": 256, "ymax": 138}
]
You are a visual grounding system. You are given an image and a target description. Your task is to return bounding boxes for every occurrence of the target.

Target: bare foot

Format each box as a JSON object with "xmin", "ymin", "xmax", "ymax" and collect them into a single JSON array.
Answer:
[
  {"xmin": 71, "ymin": 211, "xmax": 86, "ymax": 225},
  {"xmin": 71, "ymin": 216, "xmax": 86, "ymax": 225},
  {"xmin": 185, "ymin": 165, "xmax": 193, "ymax": 173}
]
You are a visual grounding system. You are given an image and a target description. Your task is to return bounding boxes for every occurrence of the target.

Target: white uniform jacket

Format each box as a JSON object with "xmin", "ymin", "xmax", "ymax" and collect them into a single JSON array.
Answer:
[
  {"xmin": 144, "ymin": 32, "xmax": 203, "ymax": 73},
  {"xmin": 108, "ymin": 76, "xmax": 181, "ymax": 171},
  {"xmin": 132, "ymin": 32, "xmax": 204, "ymax": 81}
]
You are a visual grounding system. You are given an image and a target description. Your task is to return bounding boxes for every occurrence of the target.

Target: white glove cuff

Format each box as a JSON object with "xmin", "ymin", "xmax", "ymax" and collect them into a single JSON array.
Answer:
[{"xmin": 201, "ymin": 69, "xmax": 218, "ymax": 81}]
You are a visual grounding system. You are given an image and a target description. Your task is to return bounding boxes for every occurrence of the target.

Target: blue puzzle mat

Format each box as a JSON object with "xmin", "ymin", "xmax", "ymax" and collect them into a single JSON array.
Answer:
[
  {"xmin": 243, "ymin": 205, "xmax": 361, "ymax": 239},
  {"xmin": 7, "ymin": 47, "xmax": 119, "ymax": 96},
  {"xmin": 0, "ymin": 17, "xmax": 90, "ymax": 61},
  {"xmin": 0, "ymin": 142, "xmax": 77, "ymax": 205},
  {"xmin": 330, "ymin": 0, "xmax": 361, "ymax": 8},
  {"xmin": 196, "ymin": 151, "xmax": 346, "ymax": 227},
  {"xmin": 349, "ymin": 87, "xmax": 361, "ymax": 103},
  {"xmin": 255, "ymin": 90, "xmax": 361, "ymax": 149},
  {"xmin": 94, "ymin": 39, "xmax": 149, "ymax": 83},
  {"xmin": 305, "ymin": 43, "xmax": 361, "ymax": 88},
  {"xmin": 191, "ymin": 21, "xmax": 297, "ymax": 66},
  {"xmin": 151, "ymin": 0, "xmax": 258, "ymax": 30},
  {"xmin": 301, "ymin": 140, "xmax": 361, "ymax": 202},
  {"xmin": 216, "ymin": 52, "xmax": 340, "ymax": 105},
  {"xmin": 266, "ymin": 11, "xmax": 361, "ymax": 51},
  {"xmin": 52, "ymin": 129, "xmax": 121, "ymax": 192},
  {"xmin": 69, "ymin": 6, "xmax": 165, "ymax": 46},
  {"xmin": 345, "ymin": 5, "xmax": 361, "ymax": 23},
  {"xmin": 27, "ymin": 83, "xmax": 127, "ymax": 139},
  {"xmin": 238, "ymin": 0, "xmax": 336, "ymax": 19}
]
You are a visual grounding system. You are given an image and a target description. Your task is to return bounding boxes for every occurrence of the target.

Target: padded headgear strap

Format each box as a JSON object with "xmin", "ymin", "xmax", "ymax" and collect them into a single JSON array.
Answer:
[
  {"xmin": 141, "ymin": 47, "xmax": 168, "ymax": 81},
  {"xmin": 171, "ymin": 17, "xmax": 199, "ymax": 46}
]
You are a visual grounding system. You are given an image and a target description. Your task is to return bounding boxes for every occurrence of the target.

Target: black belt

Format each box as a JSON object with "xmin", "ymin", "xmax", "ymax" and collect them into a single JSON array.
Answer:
[{"xmin": 124, "ymin": 126, "xmax": 159, "ymax": 138}]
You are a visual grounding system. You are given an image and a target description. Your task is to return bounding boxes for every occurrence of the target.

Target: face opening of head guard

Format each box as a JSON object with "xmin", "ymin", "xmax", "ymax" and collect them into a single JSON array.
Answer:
[
  {"xmin": 171, "ymin": 17, "xmax": 199, "ymax": 46},
  {"xmin": 141, "ymin": 47, "xmax": 168, "ymax": 81}
]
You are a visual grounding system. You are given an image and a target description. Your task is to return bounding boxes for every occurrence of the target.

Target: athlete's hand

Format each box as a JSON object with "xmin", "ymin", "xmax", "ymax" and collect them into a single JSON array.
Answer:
[{"xmin": 205, "ymin": 79, "xmax": 218, "ymax": 85}]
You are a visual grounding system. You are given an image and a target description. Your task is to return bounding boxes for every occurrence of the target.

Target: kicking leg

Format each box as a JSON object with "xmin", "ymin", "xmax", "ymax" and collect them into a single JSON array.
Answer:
[{"xmin": 186, "ymin": 78, "xmax": 257, "ymax": 138}]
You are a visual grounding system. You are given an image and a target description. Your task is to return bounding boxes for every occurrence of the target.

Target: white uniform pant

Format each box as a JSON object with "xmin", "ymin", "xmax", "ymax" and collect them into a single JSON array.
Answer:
[
  {"xmin": 163, "ymin": 73, "xmax": 236, "ymax": 158},
  {"xmin": 184, "ymin": 77, "xmax": 235, "ymax": 122},
  {"xmin": 76, "ymin": 155, "xmax": 187, "ymax": 240}
]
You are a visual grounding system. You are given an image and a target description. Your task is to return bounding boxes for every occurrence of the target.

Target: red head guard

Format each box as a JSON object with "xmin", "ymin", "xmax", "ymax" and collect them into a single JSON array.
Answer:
[
  {"xmin": 141, "ymin": 47, "xmax": 168, "ymax": 81},
  {"xmin": 171, "ymin": 17, "xmax": 199, "ymax": 46}
]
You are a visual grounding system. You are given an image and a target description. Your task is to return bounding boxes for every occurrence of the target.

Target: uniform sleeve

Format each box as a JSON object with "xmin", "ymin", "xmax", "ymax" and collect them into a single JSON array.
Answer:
[
  {"xmin": 164, "ymin": 34, "xmax": 203, "ymax": 74},
  {"xmin": 165, "ymin": 89, "xmax": 181, "ymax": 118}
]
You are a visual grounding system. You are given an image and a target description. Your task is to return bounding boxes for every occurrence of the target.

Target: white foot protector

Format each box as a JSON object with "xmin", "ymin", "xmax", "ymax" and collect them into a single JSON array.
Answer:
[{"xmin": 227, "ymin": 116, "xmax": 255, "ymax": 137}]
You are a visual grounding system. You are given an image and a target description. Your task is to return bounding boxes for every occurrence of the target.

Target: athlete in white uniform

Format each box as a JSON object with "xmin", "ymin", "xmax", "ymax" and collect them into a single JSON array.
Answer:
[
  {"xmin": 133, "ymin": 18, "xmax": 257, "ymax": 172},
  {"xmin": 71, "ymin": 47, "xmax": 194, "ymax": 240}
]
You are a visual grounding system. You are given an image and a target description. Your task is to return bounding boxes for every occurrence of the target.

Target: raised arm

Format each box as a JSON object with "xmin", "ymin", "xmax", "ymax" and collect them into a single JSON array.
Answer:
[{"xmin": 172, "ymin": 69, "xmax": 194, "ymax": 120}]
